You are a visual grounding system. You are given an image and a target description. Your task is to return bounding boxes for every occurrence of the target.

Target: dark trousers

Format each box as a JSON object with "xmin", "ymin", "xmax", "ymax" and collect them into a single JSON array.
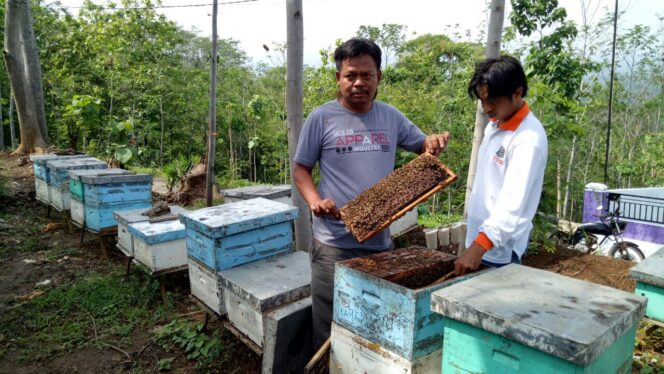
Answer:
[{"xmin": 309, "ymin": 240, "xmax": 383, "ymax": 351}]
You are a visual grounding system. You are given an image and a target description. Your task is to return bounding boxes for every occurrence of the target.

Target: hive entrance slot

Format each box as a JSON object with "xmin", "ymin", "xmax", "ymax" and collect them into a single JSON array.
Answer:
[{"xmin": 341, "ymin": 247, "xmax": 458, "ymax": 289}]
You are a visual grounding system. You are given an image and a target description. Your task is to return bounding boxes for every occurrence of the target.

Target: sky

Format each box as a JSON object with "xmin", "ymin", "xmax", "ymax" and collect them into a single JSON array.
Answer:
[{"xmin": 54, "ymin": 0, "xmax": 663, "ymax": 66}]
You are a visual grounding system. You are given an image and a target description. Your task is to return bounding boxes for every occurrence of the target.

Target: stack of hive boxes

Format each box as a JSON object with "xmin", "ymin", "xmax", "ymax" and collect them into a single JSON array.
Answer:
[
  {"xmin": 46, "ymin": 157, "xmax": 107, "ymax": 211},
  {"xmin": 69, "ymin": 168, "xmax": 130, "ymax": 227},
  {"xmin": 69, "ymin": 171, "xmax": 152, "ymax": 232},
  {"xmin": 180, "ymin": 197, "xmax": 313, "ymax": 373},
  {"xmin": 330, "ymin": 248, "xmax": 489, "ymax": 373},
  {"xmin": 30, "ymin": 154, "xmax": 87, "ymax": 205},
  {"xmin": 630, "ymin": 247, "xmax": 664, "ymax": 322}
]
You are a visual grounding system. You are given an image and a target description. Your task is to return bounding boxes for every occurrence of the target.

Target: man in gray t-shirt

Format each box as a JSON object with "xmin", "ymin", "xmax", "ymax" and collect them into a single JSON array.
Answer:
[{"xmin": 293, "ymin": 38, "xmax": 449, "ymax": 351}]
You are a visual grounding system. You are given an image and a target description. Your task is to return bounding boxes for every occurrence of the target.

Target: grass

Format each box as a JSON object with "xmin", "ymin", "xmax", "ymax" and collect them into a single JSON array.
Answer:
[
  {"xmin": 128, "ymin": 166, "xmax": 166, "ymax": 179},
  {"xmin": 418, "ymin": 213, "xmax": 463, "ymax": 228},
  {"xmin": 0, "ymin": 269, "xmax": 171, "ymax": 361}
]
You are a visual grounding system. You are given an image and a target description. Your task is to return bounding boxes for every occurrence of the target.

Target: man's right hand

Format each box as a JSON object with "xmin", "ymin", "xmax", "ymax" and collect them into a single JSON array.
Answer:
[{"xmin": 310, "ymin": 199, "xmax": 341, "ymax": 219}]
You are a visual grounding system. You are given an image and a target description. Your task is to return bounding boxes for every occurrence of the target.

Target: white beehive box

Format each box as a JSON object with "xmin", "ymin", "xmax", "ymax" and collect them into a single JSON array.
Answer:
[
  {"xmin": 188, "ymin": 257, "xmax": 225, "ymax": 315},
  {"xmin": 113, "ymin": 206, "xmax": 188, "ymax": 258},
  {"xmin": 45, "ymin": 158, "xmax": 107, "ymax": 211},
  {"xmin": 222, "ymin": 184, "xmax": 292, "ymax": 205},
  {"xmin": 128, "ymin": 212, "xmax": 190, "ymax": 273},
  {"xmin": 329, "ymin": 322, "xmax": 441, "ymax": 374}
]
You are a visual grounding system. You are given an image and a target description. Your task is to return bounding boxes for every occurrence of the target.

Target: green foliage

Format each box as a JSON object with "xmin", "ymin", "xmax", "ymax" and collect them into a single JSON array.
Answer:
[
  {"xmin": 155, "ymin": 319, "xmax": 222, "ymax": 370},
  {"xmin": 163, "ymin": 154, "xmax": 200, "ymax": 190},
  {"xmin": 0, "ymin": 270, "xmax": 168, "ymax": 360},
  {"xmin": 418, "ymin": 213, "xmax": 464, "ymax": 228}
]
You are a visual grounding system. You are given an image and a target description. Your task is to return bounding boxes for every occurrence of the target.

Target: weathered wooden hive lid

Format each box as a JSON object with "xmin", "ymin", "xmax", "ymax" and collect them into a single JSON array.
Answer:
[
  {"xmin": 78, "ymin": 172, "xmax": 152, "ymax": 185},
  {"xmin": 222, "ymin": 184, "xmax": 291, "ymax": 200},
  {"xmin": 218, "ymin": 250, "xmax": 310, "ymax": 312},
  {"xmin": 31, "ymin": 153, "xmax": 87, "ymax": 164},
  {"xmin": 127, "ymin": 211, "xmax": 190, "ymax": 244},
  {"xmin": 430, "ymin": 264, "xmax": 647, "ymax": 366},
  {"xmin": 68, "ymin": 168, "xmax": 129, "ymax": 181},
  {"xmin": 113, "ymin": 205, "xmax": 188, "ymax": 225},
  {"xmin": 179, "ymin": 197, "xmax": 299, "ymax": 238},
  {"xmin": 46, "ymin": 157, "xmax": 106, "ymax": 171},
  {"xmin": 241, "ymin": 184, "xmax": 291, "ymax": 199},
  {"xmin": 629, "ymin": 246, "xmax": 664, "ymax": 287}
]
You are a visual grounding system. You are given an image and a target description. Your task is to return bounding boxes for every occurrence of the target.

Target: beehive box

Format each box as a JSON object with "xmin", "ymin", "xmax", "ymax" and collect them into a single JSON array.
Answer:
[
  {"xmin": 128, "ymin": 212, "xmax": 190, "ymax": 273},
  {"xmin": 329, "ymin": 322, "xmax": 441, "ymax": 374},
  {"xmin": 220, "ymin": 250, "xmax": 312, "ymax": 373},
  {"xmin": 46, "ymin": 158, "xmax": 107, "ymax": 211},
  {"xmin": 69, "ymin": 168, "xmax": 131, "ymax": 227},
  {"xmin": 32, "ymin": 154, "xmax": 88, "ymax": 204},
  {"xmin": 629, "ymin": 246, "xmax": 664, "ymax": 322},
  {"xmin": 81, "ymin": 173, "xmax": 153, "ymax": 231},
  {"xmin": 333, "ymin": 247, "xmax": 487, "ymax": 361},
  {"xmin": 223, "ymin": 184, "xmax": 292, "ymax": 205},
  {"xmin": 340, "ymin": 153, "xmax": 457, "ymax": 243},
  {"xmin": 113, "ymin": 206, "xmax": 188, "ymax": 258},
  {"xmin": 179, "ymin": 198, "xmax": 298, "ymax": 272},
  {"xmin": 431, "ymin": 264, "xmax": 647, "ymax": 374},
  {"xmin": 188, "ymin": 256, "xmax": 226, "ymax": 315}
]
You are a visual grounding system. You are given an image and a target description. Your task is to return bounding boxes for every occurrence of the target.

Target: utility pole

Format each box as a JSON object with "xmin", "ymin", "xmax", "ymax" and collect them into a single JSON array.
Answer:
[
  {"xmin": 206, "ymin": 0, "xmax": 218, "ymax": 207},
  {"xmin": 604, "ymin": 0, "xmax": 619, "ymax": 185},
  {"xmin": 464, "ymin": 0, "xmax": 505, "ymax": 217},
  {"xmin": 286, "ymin": 0, "xmax": 312, "ymax": 251}
]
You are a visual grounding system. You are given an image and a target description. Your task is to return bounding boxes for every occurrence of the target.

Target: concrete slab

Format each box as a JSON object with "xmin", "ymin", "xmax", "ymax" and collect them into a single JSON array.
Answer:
[
  {"xmin": 630, "ymin": 246, "xmax": 664, "ymax": 288},
  {"xmin": 430, "ymin": 264, "xmax": 647, "ymax": 366}
]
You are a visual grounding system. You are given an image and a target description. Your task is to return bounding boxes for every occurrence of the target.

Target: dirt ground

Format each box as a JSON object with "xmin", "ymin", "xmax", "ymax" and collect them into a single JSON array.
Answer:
[{"xmin": 0, "ymin": 151, "xmax": 662, "ymax": 373}]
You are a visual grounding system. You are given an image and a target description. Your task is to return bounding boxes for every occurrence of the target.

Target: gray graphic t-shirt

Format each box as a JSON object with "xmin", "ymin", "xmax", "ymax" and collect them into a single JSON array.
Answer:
[{"xmin": 294, "ymin": 100, "xmax": 426, "ymax": 250}]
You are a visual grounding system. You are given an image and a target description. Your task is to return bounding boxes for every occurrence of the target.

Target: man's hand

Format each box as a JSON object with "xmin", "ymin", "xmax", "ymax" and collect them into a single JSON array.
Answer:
[
  {"xmin": 310, "ymin": 198, "xmax": 341, "ymax": 219},
  {"xmin": 422, "ymin": 132, "xmax": 450, "ymax": 156},
  {"xmin": 454, "ymin": 243, "xmax": 485, "ymax": 276}
]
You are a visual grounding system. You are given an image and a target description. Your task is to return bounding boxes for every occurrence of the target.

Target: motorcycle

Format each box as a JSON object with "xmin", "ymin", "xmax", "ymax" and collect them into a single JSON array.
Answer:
[{"xmin": 551, "ymin": 206, "xmax": 645, "ymax": 262}]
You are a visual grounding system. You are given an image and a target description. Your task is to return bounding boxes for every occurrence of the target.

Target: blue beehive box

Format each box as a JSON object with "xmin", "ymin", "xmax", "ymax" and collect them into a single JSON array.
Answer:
[
  {"xmin": 431, "ymin": 264, "xmax": 647, "ymax": 374},
  {"xmin": 45, "ymin": 158, "xmax": 108, "ymax": 211},
  {"xmin": 78, "ymin": 173, "xmax": 153, "ymax": 231},
  {"xmin": 69, "ymin": 168, "xmax": 131, "ymax": 227},
  {"xmin": 333, "ymin": 247, "xmax": 489, "ymax": 362},
  {"xmin": 630, "ymin": 246, "xmax": 664, "ymax": 322},
  {"xmin": 114, "ymin": 206, "xmax": 188, "ymax": 258},
  {"xmin": 179, "ymin": 197, "xmax": 298, "ymax": 271},
  {"xmin": 31, "ymin": 154, "xmax": 88, "ymax": 204}
]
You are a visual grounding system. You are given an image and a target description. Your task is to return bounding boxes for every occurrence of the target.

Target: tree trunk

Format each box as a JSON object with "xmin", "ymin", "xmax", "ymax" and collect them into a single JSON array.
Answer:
[
  {"xmin": 556, "ymin": 158, "xmax": 561, "ymax": 218},
  {"xmin": 9, "ymin": 94, "xmax": 16, "ymax": 149},
  {"xmin": 159, "ymin": 96, "xmax": 165, "ymax": 167},
  {"xmin": 0, "ymin": 79, "xmax": 4, "ymax": 150},
  {"xmin": 562, "ymin": 136, "xmax": 576, "ymax": 220},
  {"xmin": 286, "ymin": 0, "xmax": 312, "ymax": 251},
  {"xmin": 464, "ymin": 0, "xmax": 505, "ymax": 217},
  {"xmin": 3, "ymin": 0, "xmax": 49, "ymax": 154}
]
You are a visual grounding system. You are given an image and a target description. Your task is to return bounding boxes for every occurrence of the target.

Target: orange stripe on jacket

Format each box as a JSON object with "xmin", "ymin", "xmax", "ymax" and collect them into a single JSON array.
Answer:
[
  {"xmin": 490, "ymin": 101, "xmax": 530, "ymax": 132},
  {"xmin": 473, "ymin": 232, "xmax": 494, "ymax": 252}
]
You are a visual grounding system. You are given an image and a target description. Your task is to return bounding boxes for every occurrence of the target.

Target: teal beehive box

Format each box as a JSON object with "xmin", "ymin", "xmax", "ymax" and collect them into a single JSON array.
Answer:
[
  {"xmin": 333, "ymin": 247, "xmax": 490, "ymax": 362},
  {"xmin": 630, "ymin": 246, "xmax": 664, "ymax": 322},
  {"xmin": 179, "ymin": 198, "xmax": 298, "ymax": 272},
  {"xmin": 69, "ymin": 168, "xmax": 131, "ymax": 227},
  {"xmin": 431, "ymin": 264, "xmax": 647, "ymax": 374}
]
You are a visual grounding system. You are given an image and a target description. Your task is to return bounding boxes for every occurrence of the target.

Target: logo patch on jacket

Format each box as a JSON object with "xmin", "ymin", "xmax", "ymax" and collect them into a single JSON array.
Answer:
[{"xmin": 492, "ymin": 146, "xmax": 505, "ymax": 166}]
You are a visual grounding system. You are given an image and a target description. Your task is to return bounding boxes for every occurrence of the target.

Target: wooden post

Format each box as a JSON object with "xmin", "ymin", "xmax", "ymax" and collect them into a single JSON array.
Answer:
[
  {"xmin": 206, "ymin": 0, "xmax": 219, "ymax": 207},
  {"xmin": 286, "ymin": 0, "xmax": 312, "ymax": 251},
  {"xmin": 463, "ymin": 0, "xmax": 505, "ymax": 218}
]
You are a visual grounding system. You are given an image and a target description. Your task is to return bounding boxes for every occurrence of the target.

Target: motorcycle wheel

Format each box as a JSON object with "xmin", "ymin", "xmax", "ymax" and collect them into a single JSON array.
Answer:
[{"xmin": 608, "ymin": 242, "xmax": 645, "ymax": 263}]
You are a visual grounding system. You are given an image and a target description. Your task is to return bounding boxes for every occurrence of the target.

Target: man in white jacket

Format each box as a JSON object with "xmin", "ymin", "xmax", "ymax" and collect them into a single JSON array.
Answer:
[{"xmin": 455, "ymin": 55, "xmax": 548, "ymax": 275}]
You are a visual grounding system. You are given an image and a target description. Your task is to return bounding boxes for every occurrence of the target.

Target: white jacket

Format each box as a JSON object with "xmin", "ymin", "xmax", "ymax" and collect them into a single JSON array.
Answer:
[{"xmin": 466, "ymin": 108, "xmax": 548, "ymax": 264}]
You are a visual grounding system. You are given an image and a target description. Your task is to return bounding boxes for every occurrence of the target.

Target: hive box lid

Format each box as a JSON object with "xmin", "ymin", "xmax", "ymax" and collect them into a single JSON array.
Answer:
[
  {"xmin": 629, "ymin": 246, "xmax": 664, "ymax": 288},
  {"xmin": 430, "ymin": 264, "xmax": 646, "ymax": 366},
  {"xmin": 179, "ymin": 198, "xmax": 298, "ymax": 237},
  {"xmin": 69, "ymin": 168, "xmax": 130, "ymax": 182},
  {"xmin": 46, "ymin": 157, "xmax": 106, "ymax": 171},
  {"xmin": 31, "ymin": 154, "xmax": 88, "ymax": 164},
  {"xmin": 223, "ymin": 185, "xmax": 291, "ymax": 200},
  {"xmin": 79, "ymin": 172, "xmax": 152, "ymax": 185},
  {"xmin": 128, "ymin": 213, "xmax": 189, "ymax": 244},
  {"xmin": 218, "ymin": 251, "xmax": 310, "ymax": 312},
  {"xmin": 113, "ymin": 206, "xmax": 188, "ymax": 226}
]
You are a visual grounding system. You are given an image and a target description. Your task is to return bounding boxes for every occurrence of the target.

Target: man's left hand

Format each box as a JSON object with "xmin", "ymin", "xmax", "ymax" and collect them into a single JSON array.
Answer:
[
  {"xmin": 422, "ymin": 132, "xmax": 450, "ymax": 156},
  {"xmin": 454, "ymin": 243, "xmax": 485, "ymax": 276}
]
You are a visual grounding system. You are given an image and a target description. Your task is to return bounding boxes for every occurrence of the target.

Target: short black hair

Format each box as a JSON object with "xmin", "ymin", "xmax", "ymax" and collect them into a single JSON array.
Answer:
[
  {"xmin": 334, "ymin": 38, "xmax": 382, "ymax": 71},
  {"xmin": 468, "ymin": 55, "xmax": 528, "ymax": 100}
]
